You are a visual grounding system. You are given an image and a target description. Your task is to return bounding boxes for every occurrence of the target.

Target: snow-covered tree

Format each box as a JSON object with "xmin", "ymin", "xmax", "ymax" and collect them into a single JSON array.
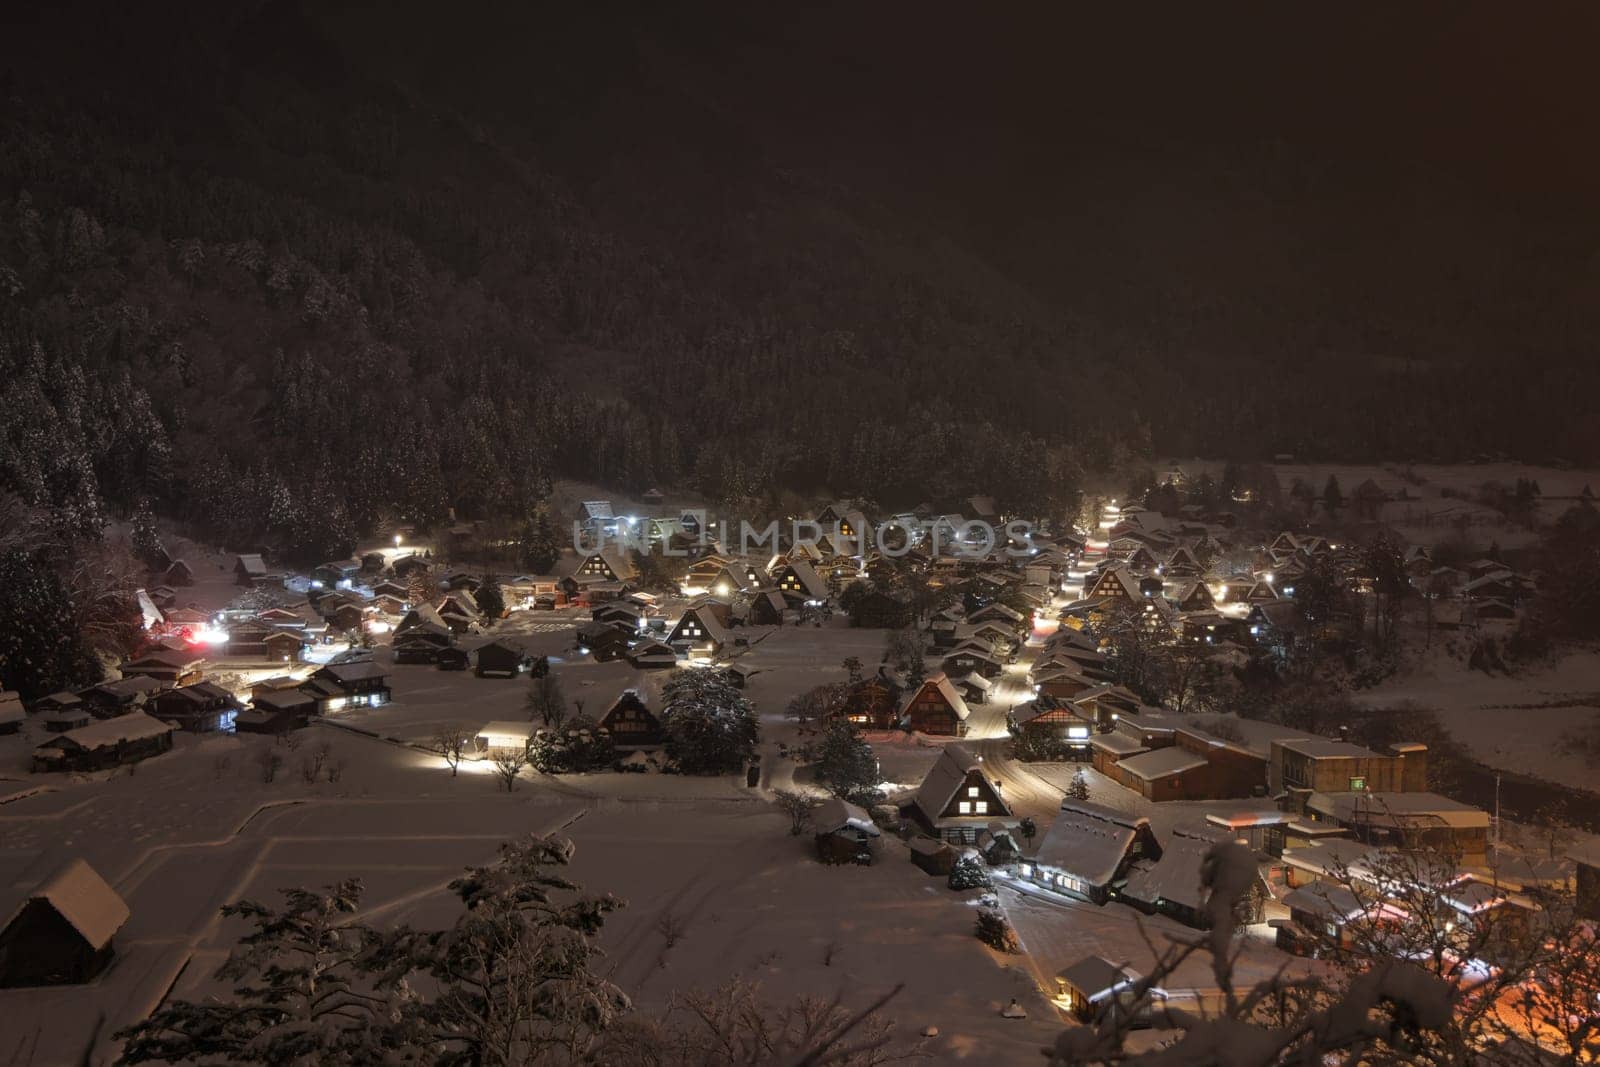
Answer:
[
  {"xmin": 117, "ymin": 881, "xmax": 392, "ymax": 1063},
  {"xmin": 948, "ymin": 855, "xmax": 991, "ymax": 892},
  {"xmin": 475, "ymin": 572, "xmax": 505, "ymax": 622},
  {"xmin": 1066, "ymin": 768, "xmax": 1091, "ymax": 801},
  {"xmin": 660, "ymin": 667, "xmax": 760, "ymax": 775},
  {"xmin": 526, "ymin": 671, "xmax": 568, "ymax": 729},
  {"xmin": 0, "ymin": 547, "xmax": 102, "ymax": 699},
  {"xmin": 396, "ymin": 834, "xmax": 629, "ymax": 1064},
  {"xmin": 812, "ymin": 717, "xmax": 881, "ymax": 803}
]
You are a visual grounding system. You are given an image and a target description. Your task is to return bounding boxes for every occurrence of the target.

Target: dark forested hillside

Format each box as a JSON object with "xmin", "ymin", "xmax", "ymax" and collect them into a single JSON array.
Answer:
[{"xmin": 0, "ymin": 0, "xmax": 1596, "ymax": 555}]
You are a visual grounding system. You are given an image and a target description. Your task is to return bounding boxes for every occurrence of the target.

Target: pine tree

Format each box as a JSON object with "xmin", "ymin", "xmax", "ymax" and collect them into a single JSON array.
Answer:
[
  {"xmin": 948, "ymin": 855, "xmax": 991, "ymax": 891},
  {"xmin": 660, "ymin": 667, "xmax": 760, "ymax": 775},
  {"xmin": 404, "ymin": 835, "xmax": 629, "ymax": 1063},
  {"xmin": 523, "ymin": 505, "xmax": 563, "ymax": 573},
  {"xmin": 812, "ymin": 717, "xmax": 881, "ymax": 803},
  {"xmin": 475, "ymin": 572, "xmax": 505, "ymax": 621},
  {"xmin": 0, "ymin": 549, "xmax": 101, "ymax": 699},
  {"xmin": 1323, "ymin": 474, "xmax": 1345, "ymax": 514},
  {"xmin": 1067, "ymin": 768, "xmax": 1091, "ymax": 801},
  {"xmin": 117, "ymin": 881, "xmax": 391, "ymax": 1063},
  {"xmin": 129, "ymin": 499, "xmax": 165, "ymax": 568}
]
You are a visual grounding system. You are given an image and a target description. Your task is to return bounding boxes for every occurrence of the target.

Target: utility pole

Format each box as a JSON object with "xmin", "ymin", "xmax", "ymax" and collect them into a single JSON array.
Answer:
[{"xmin": 1494, "ymin": 771, "xmax": 1502, "ymax": 848}]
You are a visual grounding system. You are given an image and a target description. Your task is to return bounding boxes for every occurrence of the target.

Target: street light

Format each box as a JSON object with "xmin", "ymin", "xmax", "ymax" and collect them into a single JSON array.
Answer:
[{"xmin": 394, "ymin": 534, "xmax": 402, "ymax": 548}]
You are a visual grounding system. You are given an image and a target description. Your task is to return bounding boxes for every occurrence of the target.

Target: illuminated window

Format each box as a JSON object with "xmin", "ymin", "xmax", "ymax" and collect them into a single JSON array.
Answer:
[
  {"xmin": 967, "ymin": 786, "xmax": 980, "ymax": 797},
  {"xmin": 975, "ymin": 802, "xmax": 988, "ymax": 814},
  {"xmin": 959, "ymin": 802, "xmax": 972, "ymax": 814},
  {"xmin": 1349, "ymin": 776, "xmax": 1366, "ymax": 791}
]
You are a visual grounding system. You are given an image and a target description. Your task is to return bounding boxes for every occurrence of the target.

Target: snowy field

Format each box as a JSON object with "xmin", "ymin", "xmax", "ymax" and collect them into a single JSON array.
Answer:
[
  {"xmin": 1358, "ymin": 645, "xmax": 1600, "ymax": 791},
  {"xmin": 1167, "ymin": 459, "xmax": 1600, "ymax": 547},
  {"xmin": 0, "ymin": 618, "xmax": 1080, "ymax": 1064}
]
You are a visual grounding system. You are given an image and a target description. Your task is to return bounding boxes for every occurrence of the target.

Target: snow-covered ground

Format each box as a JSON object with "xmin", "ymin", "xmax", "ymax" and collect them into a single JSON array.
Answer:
[{"xmin": 1358, "ymin": 645, "xmax": 1600, "ymax": 791}]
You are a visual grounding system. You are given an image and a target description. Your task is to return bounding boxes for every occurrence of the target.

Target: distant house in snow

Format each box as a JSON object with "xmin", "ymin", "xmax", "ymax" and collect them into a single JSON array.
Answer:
[
  {"xmin": 903, "ymin": 744, "xmax": 1011, "ymax": 844},
  {"xmin": 0, "ymin": 691, "xmax": 23, "ymax": 735},
  {"xmin": 813, "ymin": 798, "xmax": 880, "ymax": 864},
  {"xmin": 301, "ymin": 662, "xmax": 391, "ymax": 714},
  {"xmin": 899, "ymin": 672, "xmax": 970, "ymax": 736},
  {"xmin": 598, "ymin": 690, "xmax": 663, "ymax": 749},
  {"xmin": 1021, "ymin": 798, "xmax": 1161, "ymax": 905},
  {"xmin": 0, "ymin": 858, "xmax": 129, "ymax": 987},
  {"xmin": 32, "ymin": 712, "xmax": 175, "ymax": 773}
]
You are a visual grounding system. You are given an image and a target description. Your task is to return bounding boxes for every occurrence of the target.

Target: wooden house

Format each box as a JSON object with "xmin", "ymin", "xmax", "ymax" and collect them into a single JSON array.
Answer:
[
  {"xmin": 899, "ymin": 673, "xmax": 971, "ymax": 736},
  {"xmin": 908, "ymin": 837, "xmax": 956, "ymax": 876},
  {"xmin": 394, "ymin": 626, "xmax": 454, "ymax": 664},
  {"xmin": 835, "ymin": 672, "xmax": 903, "ymax": 730},
  {"xmin": 150, "ymin": 682, "xmax": 242, "ymax": 732},
  {"xmin": 942, "ymin": 646, "xmax": 1004, "ymax": 679},
  {"xmin": 237, "ymin": 689, "xmax": 316, "ymax": 734},
  {"xmin": 773, "ymin": 560, "xmax": 830, "ymax": 602},
  {"xmin": 598, "ymin": 690, "xmax": 663, "ymax": 749},
  {"xmin": 968, "ymin": 601, "xmax": 1026, "ymax": 629},
  {"xmin": 32, "ymin": 712, "xmax": 175, "ymax": 773},
  {"xmin": 435, "ymin": 591, "xmax": 481, "ymax": 634},
  {"xmin": 118, "ymin": 650, "xmax": 204, "ymax": 688},
  {"xmin": 576, "ymin": 548, "xmax": 636, "ymax": 584},
  {"xmin": 813, "ymin": 798, "xmax": 880, "ymax": 865},
  {"xmin": 849, "ymin": 591, "xmax": 913, "ymax": 629},
  {"xmin": 948, "ymin": 672, "xmax": 992, "ymax": 706},
  {"xmin": 575, "ymin": 622, "xmax": 631, "ymax": 662},
  {"xmin": 1166, "ymin": 580, "xmax": 1215, "ymax": 612},
  {"xmin": 435, "ymin": 646, "xmax": 472, "ymax": 671},
  {"xmin": 1009, "ymin": 696, "xmax": 1093, "ymax": 749},
  {"xmin": 1054, "ymin": 956, "xmax": 1144, "ymax": 1025},
  {"xmin": 76, "ymin": 676, "xmax": 163, "ymax": 718},
  {"xmin": 474, "ymin": 640, "xmax": 529, "ymax": 678},
  {"xmin": 1085, "ymin": 567, "xmax": 1143, "ymax": 603},
  {"xmin": 163, "ymin": 559, "xmax": 193, "ymax": 587},
  {"xmin": 666, "ymin": 605, "xmax": 730, "ymax": 656},
  {"xmin": 0, "ymin": 691, "xmax": 21, "ymax": 735},
  {"xmin": 234, "ymin": 553, "xmax": 270, "ymax": 586},
  {"xmin": 749, "ymin": 590, "xmax": 789, "ymax": 626},
  {"xmin": 0, "ymin": 859, "xmax": 129, "ymax": 987},
  {"xmin": 625, "ymin": 639, "xmax": 678, "ymax": 670},
  {"xmin": 1164, "ymin": 546, "xmax": 1202, "ymax": 577},
  {"xmin": 904, "ymin": 744, "xmax": 1011, "ymax": 843},
  {"xmin": 1022, "ymin": 799, "xmax": 1161, "ymax": 905},
  {"xmin": 301, "ymin": 662, "xmax": 391, "ymax": 713}
]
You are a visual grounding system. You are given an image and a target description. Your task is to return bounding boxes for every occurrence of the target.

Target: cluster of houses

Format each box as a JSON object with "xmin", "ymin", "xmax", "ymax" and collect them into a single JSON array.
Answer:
[
  {"xmin": 15, "ymin": 640, "xmax": 395, "ymax": 772},
  {"xmin": 1063, "ymin": 504, "xmax": 1530, "ymax": 667}
]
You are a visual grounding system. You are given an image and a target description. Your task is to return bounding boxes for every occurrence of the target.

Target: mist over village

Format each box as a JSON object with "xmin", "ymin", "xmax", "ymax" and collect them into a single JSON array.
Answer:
[{"xmin": 4, "ymin": 3, "xmax": 1600, "ymax": 1064}]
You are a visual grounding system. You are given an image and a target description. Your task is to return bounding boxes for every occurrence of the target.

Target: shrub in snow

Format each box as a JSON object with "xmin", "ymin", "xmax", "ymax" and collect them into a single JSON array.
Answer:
[
  {"xmin": 974, "ymin": 908, "xmax": 1019, "ymax": 954},
  {"xmin": 948, "ymin": 855, "xmax": 991, "ymax": 892}
]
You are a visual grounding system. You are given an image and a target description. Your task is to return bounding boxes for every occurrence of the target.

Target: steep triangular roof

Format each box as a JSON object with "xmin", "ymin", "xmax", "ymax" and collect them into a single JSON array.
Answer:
[{"xmin": 4, "ymin": 858, "xmax": 129, "ymax": 951}]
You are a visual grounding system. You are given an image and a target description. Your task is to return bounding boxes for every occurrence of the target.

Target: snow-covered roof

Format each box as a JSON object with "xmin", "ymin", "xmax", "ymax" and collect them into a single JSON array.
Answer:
[
  {"xmin": 1283, "ymin": 880, "xmax": 1365, "ymax": 922},
  {"xmin": 0, "ymin": 691, "xmax": 23, "ymax": 725},
  {"xmin": 1122, "ymin": 832, "xmax": 1219, "ymax": 912},
  {"xmin": 477, "ymin": 721, "xmax": 535, "ymax": 744},
  {"xmin": 813, "ymin": 798, "xmax": 880, "ymax": 837},
  {"xmin": 1033, "ymin": 799, "xmax": 1152, "ymax": 887},
  {"xmin": 777, "ymin": 559, "xmax": 830, "ymax": 599},
  {"xmin": 1114, "ymin": 746, "xmax": 1208, "ymax": 782},
  {"xmin": 899, "ymin": 672, "xmax": 970, "ymax": 724},
  {"xmin": 316, "ymin": 661, "xmax": 388, "ymax": 684},
  {"xmin": 4, "ymin": 858, "xmax": 129, "ymax": 951},
  {"xmin": 37, "ymin": 711, "xmax": 174, "ymax": 752},
  {"xmin": 1307, "ymin": 791, "xmax": 1490, "ymax": 831},
  {"xmin": 912, "ymin": 744, "xmax": 984, "ymax": 823},
  {"xmin": 1056, "ymin": 955, "xmax": 1140, "ymax": 999}
]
